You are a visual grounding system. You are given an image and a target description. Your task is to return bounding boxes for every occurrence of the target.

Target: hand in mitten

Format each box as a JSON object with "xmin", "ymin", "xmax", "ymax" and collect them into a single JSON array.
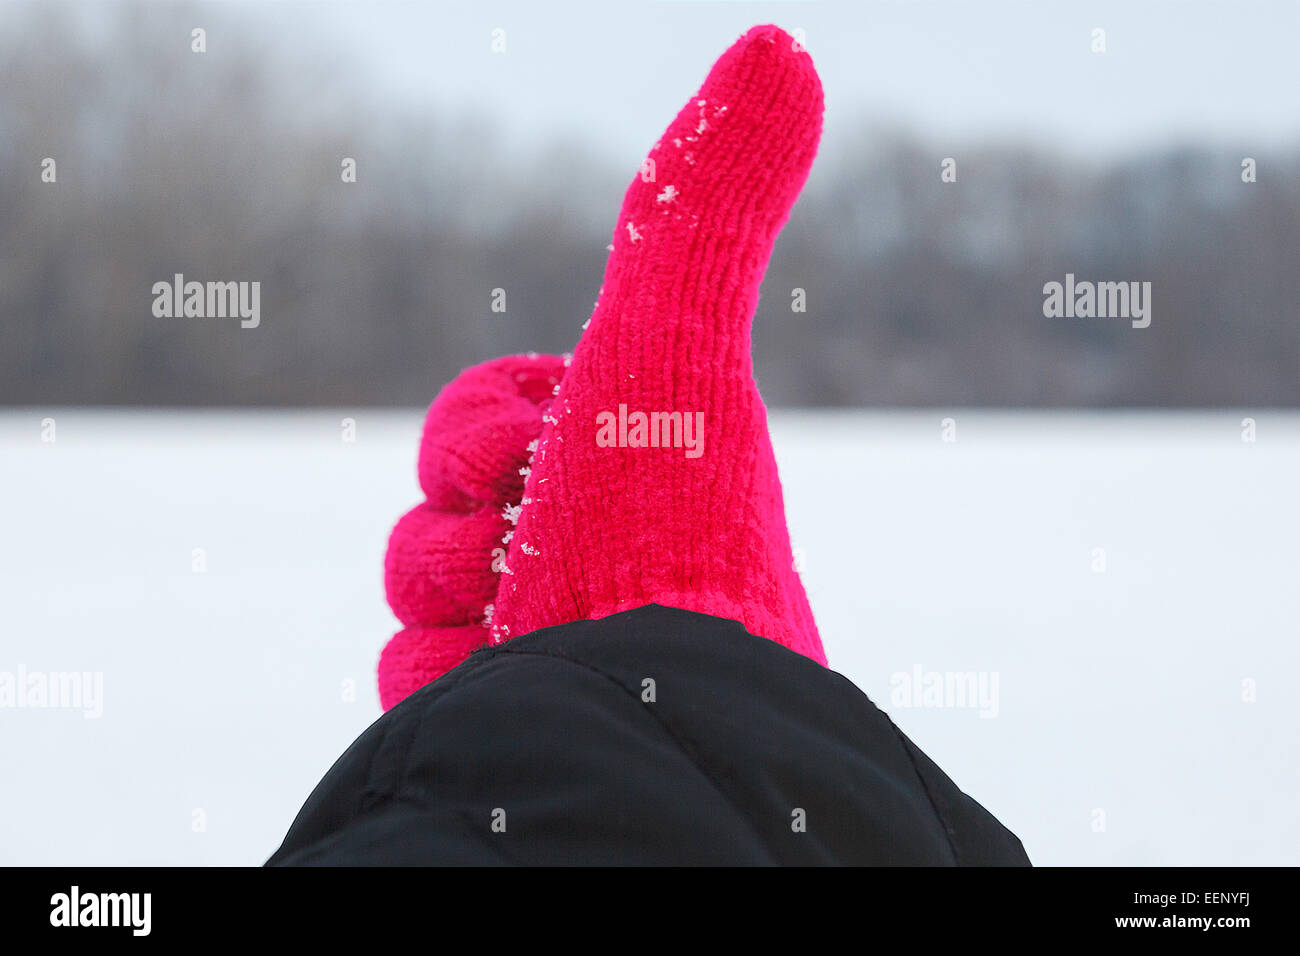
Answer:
[
  {"xmin": 491, "ymin": 25, "xmax": 826, "ymax": 665},
  {"xmin": 379, "ymin": 353, "xmax": 564, "ymax": 710},
  {"xmin": 380, "ymin": 24, "xmax": 827, "ymax": 709}
]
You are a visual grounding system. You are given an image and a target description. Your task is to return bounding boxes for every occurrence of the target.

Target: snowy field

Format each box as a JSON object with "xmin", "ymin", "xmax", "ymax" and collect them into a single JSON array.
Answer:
[{"xmin": 1, "ymin": 409, "xmax": 1296, "ymax": 866}]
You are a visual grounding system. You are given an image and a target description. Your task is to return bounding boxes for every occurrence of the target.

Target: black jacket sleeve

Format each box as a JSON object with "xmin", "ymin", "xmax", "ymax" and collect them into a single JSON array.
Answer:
[{"xmin": 267, "ymin": 604, "xmax": 1031, "ymax": 866}]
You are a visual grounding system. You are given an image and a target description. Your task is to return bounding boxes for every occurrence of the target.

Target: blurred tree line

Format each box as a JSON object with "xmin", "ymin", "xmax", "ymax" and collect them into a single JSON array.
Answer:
[{"xmin": 2, "ymin": 3, "xmax": 1297, "ymax": 407}]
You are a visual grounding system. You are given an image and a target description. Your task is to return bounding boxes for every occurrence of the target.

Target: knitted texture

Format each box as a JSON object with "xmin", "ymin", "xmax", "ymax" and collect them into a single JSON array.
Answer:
[
  {"xmin": 491, "ymin": 25, "xmax": 826, "ymax": 665},
  {"xmin": 379, "ymin": 353, "xmax": 565, "ymax": 709}
]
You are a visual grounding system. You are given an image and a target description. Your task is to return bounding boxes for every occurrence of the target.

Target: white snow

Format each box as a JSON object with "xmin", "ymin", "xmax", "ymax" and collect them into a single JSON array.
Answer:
[{"xmin": 0, "ymin": 409, "xmax": 1295, "ymax": 865}]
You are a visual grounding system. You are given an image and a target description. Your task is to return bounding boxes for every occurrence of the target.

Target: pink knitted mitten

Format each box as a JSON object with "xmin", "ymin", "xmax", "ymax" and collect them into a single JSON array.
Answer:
[
  {"xmin": 379, "ymin": 353, "xmax": 565, "ymax": 709},
  {"xmin": 491, "ymin": 25, "xmax": 826, "ymax": 665}
]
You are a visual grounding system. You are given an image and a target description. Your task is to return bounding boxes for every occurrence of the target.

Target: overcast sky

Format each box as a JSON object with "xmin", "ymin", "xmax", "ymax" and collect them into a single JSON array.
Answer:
[
  {"xmin": 300, "ymin": 0, "xmax": 1300, "ymax": 166},
  {"xmin": 10, "ymin": 0, "xmax": 1296, "ymax": 171}
]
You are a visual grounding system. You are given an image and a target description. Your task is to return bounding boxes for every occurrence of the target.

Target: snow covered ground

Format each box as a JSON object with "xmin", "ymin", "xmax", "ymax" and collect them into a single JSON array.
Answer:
[{"xmin": 1, "ymin": 409, "xmax": 1296, "ymax": 865}]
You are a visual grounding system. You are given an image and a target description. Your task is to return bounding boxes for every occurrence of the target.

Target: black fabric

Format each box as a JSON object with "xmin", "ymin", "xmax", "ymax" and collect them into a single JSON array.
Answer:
[{"xmin": 268, "ymin": 605, "xmax": 1030, "ymax": 866}]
